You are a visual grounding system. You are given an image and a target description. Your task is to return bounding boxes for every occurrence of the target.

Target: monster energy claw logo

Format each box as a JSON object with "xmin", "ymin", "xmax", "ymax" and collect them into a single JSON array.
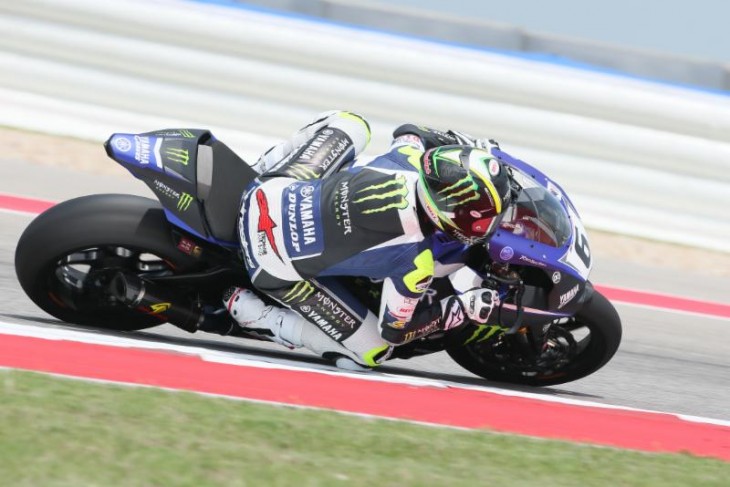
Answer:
[
  {"xmin": 288, "ymin": 164, "xmax": 319, "ymax": 180},
  {"xmin": 165, "ymin": 147, "xmax": 190, "ymax": 165},
  {"xmin": 179, "ymin": 129, "xmax": 195, "ymax": 138},
  {"xmin": 177, "ymin": 192, "xmax": 194, "ymax": 211},
  {"xmin": 353, "ymin": 174, "xmax": 409, "ymax": 214},
  {"xmin": 282, "ymin": 281, "xmax": 315, "ymax": 304},
  {"xmin": 438, "ymin": 176, "xmax": 480, "ymax": 207}
]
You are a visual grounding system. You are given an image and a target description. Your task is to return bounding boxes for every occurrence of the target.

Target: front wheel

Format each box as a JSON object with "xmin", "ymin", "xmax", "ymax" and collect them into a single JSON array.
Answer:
[
  {"xmin": 447, "ymin": 289, "xmax": 622, "ymax": 386},
  {"xmin": 15, "ymin": 194, "xmax": 202, "ymax": 331}
]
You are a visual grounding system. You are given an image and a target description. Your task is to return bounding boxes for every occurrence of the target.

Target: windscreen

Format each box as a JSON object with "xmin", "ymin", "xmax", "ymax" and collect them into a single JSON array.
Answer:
[{"xmin": 498, "ymin": 169, "xmax": 571, "ymax": 248}]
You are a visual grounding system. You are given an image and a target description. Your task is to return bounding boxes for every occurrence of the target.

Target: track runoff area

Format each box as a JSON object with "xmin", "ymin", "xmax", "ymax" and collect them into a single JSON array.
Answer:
[{"xmin": 2, "ymin": 193, "xmax": 729, "ymax": 462}]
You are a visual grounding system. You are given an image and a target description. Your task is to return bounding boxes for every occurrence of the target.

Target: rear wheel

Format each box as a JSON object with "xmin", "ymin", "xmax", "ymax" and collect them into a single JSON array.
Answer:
[
  {"xmin": 447, "ymin": 289, "xmax": 622, "ymax": 386},
  {"xmin": 15, "ymin": 194, "xmax": 202, "ymax": 331}
]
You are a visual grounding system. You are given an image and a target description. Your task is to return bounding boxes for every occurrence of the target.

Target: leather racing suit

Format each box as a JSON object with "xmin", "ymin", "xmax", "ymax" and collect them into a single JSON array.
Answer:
[{"xmin": 238, "ymin": 111, "xmax": 490, "ymax": 366}]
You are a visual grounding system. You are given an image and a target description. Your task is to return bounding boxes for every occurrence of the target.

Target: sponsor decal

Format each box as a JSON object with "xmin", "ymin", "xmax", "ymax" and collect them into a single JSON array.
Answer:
[
  {"xmin": 438, "ymin": 176, "xmax": 481, "ymax": 207},
  {"xmin": 463, "ymin": 324, "xmax": 507, "ymax": 345},
  {"xmin": 152, "ymin": 179, "xmax": 181, "ymax": 201},
  {"xmin": 134, "ymin": 135, "xmax": 152, "ymax": 165},
  {"xmin": 443, "ymin": 300, "xmax": 465, "ymax": 330},
  {"xmin": 283, "ymin": 183, "xmax": 324, "ymax": 259},
  {"xmin": 297, "ymin": 305, "xmax": 343, "ymax": 341},
  {"xmin": 353, "ymin": 174, "xmax": 410, "ymax": 214},
  {"xmin": 499, "ymin": 246, "xmax": 514, "ymax": 261},
  {"xmin": 281, "ymin": 281, "xmax": 315, "ymax": 304},
  {"xmin": 417, "ymin": 126, "xmax": 452, "ymax": 142},
  {"xmin": 177, "ymin": 193, "xmax": 194, "ymax": 211},
  {"xmin": 177, "ymin": 237, "xmax": 203, "ymax": 258},
  {"xmin": 388, "ymin": 302, "xmax": 416, "ymax": 321},
  {"xmin": 402, "ymin": 316, "xmax": 441, "ymax": 342},
  {"xmin": 389, "ymin": 320, "xmax": 406, "ymax": 330},
  {"xmin": 289, "ymin": 287, "xmax": 360, "ymax": 342},
  {"xmin": 153, "ymin": 129, "xmax": 196, "ymax": 139},
  {"xmin": 238, "ymin": 210, "xmax": 256, "ymax": 270},
  {"xmin": 300, "ymin": 129, "xmax": 333, "ymax": 161},
  {"xmin": 333, "ymin": 180, "xmax": 353, "ymax": 235},
  {"xmin": 255, "ymin": 189, "xmax": 282, "ymax": 260},
  {"xmin": 558, "ymin": 284, "xmax": 580, "ymax": 309},
  {"xmin": 313, "ymin": 292, "xmax": 357, "ymax": 328},
  {"xmin": 488, "ymin": 159, "xmax": 501, "ymax": 176},
  {"xmin": 113, "ymin": 137, "xmax": 132, "ymax": 152},
  {"xmin": 393, "ymin": 134, "xmax": 425, "ymax": 152},
  {"xmin": 422, "ymin": 152, "xmax": 433, "ymax": 175},
  {"xmin": 519, "ymin": 254, "xmax": 547, "ymax": 268},
  {"xmin": 552, "ymin": 271, "xmax": 561, "ymax": 284},
  {"xmin": 149, "ymin": 302, "xmax": 171, "ymax": 314},
  {"xmin": 164, "ymin": 147, "xmax": 190, "ymax": 166},
  {"xmin": 289, "ymin": 129, "xmax": 351, "ymax": 179}
]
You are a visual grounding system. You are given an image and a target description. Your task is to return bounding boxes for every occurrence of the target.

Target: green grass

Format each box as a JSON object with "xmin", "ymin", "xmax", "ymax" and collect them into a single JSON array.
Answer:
[{"xmin": 1, "ymin": 370, "xmax": 727, "ymax": 487}]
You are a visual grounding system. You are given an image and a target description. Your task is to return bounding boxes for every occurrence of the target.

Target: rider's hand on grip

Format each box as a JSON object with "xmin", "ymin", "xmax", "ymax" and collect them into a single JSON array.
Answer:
[
  {"xmin": 447, "ymin": 131, "xmax": 500, "ymax": 151},
  {"xmin": 458, "ymin": 288, "xmax": 499, "ymax": 324}
]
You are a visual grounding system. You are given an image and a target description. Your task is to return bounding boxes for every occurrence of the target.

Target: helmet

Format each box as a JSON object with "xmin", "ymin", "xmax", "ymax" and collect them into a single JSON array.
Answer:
[{"xmin": 416, "ymin": 145, "xmax": 511, "ymax": 244}]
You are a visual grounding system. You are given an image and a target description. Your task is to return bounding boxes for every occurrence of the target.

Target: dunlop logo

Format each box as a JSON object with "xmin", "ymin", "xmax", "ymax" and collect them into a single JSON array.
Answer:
[
  {"xmin": 165, "ymin": 147, "xmax": 190, "ymax": 165},
  {"xmin": 177, "ymin": 192, "xmax": 194, "ymax": 211}
]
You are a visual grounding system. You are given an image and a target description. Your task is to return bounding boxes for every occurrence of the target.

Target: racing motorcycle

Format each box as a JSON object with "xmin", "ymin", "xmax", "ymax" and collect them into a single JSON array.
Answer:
[{"xmin": 15, "ymin": 128, "xmax": 622, "ymax": 386}]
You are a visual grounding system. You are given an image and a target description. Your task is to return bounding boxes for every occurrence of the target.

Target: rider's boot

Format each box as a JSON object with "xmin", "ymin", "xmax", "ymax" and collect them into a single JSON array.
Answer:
[
  {"xmin": 223, "ymin": 287, "xmax": 303, "ymax": 348},
  {"xmin": 223, "ymin": 287, "xmax": 373, "ymax": 371}
]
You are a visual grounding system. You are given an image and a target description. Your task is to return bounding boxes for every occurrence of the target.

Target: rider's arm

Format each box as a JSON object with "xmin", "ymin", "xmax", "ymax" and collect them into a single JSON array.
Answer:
[
  {"xmin": 391, "ymin": 123, "xmax": 498, "ymax": 151},
  {"xmin": 256, "ymin": 111, "xmax": 371, "ymax": 180},
  {"xmin": 379, "ymin": 254, "xmax": 499, "ymax": 345}
]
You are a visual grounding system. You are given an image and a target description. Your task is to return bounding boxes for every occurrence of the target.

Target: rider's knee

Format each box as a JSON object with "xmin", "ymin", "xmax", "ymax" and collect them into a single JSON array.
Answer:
[{"xmin": 322, "ymin": 111, "xmax": 371, "ymax": 156}]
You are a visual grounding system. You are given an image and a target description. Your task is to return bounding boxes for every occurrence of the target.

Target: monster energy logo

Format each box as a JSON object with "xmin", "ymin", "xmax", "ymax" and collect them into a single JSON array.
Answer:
[
  {"xmin": 177, "ymin": 193, "xmax": 194, "ymax": 211},
  {"xmin": 179, "ymin": 129, "xmax": 195, "ymax": 138},
  {"xmin": 438, "ymin": 176, "xmax": 480, "ymax": 207},
  {"xmin": 282, "ymin": 281, "xmax": 315, "ymax": 304},
  {"xmin": 288, "ymin": 164, "xmax": 319, "ymax": 180},
  {"xmin": 165, "ymin": 147, "xmax": 190, "ymax": 165},
  {"xmin": 352, "ymin": 174, "xmax": 409, "ymax": 214},
  {"xmin": 464, "ymin": 324, "xmax": 507, "ymax": 345}
]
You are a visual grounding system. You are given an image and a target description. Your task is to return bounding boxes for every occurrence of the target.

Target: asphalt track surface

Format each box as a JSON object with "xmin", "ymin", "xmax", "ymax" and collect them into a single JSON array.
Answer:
[{"xmin": 1, "ymin": 156, "xmax": 729, "ymax": 422}]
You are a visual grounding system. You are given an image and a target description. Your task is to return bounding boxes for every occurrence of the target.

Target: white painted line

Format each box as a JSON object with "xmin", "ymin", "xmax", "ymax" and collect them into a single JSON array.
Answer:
[{"xmin": 2, "ymin": 320, "xmax": 728, "ymax": 427}]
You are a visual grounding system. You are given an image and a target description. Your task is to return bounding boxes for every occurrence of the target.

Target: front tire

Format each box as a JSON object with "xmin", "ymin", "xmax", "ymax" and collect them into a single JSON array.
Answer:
[
  {"xmin": 447, "ymin": 289, "xmax": 622, "ymax": 386},
  {"xmin": 15, "ymin": 194, "xmax": 201, "ymax": 331}
]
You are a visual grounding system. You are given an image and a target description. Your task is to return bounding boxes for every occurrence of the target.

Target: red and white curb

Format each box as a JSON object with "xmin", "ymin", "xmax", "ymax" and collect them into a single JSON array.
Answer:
[{"xmin": 1, "ymin": 322, "xmax": 728, "ymax": 461}]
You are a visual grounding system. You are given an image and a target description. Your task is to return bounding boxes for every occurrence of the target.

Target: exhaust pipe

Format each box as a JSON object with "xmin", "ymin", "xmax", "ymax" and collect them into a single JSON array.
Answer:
[{"xmin": 110, "ymin": 272, "xmax": 202, "ymax": 332}]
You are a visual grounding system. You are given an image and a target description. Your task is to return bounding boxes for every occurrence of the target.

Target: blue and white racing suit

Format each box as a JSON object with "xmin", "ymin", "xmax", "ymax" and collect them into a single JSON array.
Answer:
[{"xmin": 238, "ymin": 111, "xmax": 483, "ymax": 366}]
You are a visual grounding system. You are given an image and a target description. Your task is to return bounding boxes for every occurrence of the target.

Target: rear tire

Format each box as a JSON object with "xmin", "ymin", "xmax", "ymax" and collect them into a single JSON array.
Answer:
[
  {"xmin": 447, "ymin": 289, "xmax": 622, "ymax": 386},
  {"xmin": 15, "ymin": 194, "xmax": 201, "ymax": 331}
]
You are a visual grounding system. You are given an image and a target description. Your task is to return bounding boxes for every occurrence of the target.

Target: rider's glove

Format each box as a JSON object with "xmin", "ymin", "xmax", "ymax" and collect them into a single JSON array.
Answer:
[
  {"xmin": 448, "ymin": 130, "xmax": 500, "ymax": 151},
  {"xmin": 457, "ymin": 288, "xmax": 499, "ymax": 324}
]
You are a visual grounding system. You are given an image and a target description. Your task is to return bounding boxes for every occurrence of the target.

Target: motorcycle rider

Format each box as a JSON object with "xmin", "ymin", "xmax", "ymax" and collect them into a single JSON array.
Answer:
[{"xmin": 224, "ymin": 111, "xmax": 512, "ymax": 369}]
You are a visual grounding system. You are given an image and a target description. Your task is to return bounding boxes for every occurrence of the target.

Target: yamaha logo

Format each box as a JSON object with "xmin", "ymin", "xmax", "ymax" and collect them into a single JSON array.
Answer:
[
  {"xmin": 300, "ymin": 185, "xmax": 314, "ymax": 197},
  {"xmin": 113, "ymin": 137, "xmax": 132, "ymax": 152}
]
